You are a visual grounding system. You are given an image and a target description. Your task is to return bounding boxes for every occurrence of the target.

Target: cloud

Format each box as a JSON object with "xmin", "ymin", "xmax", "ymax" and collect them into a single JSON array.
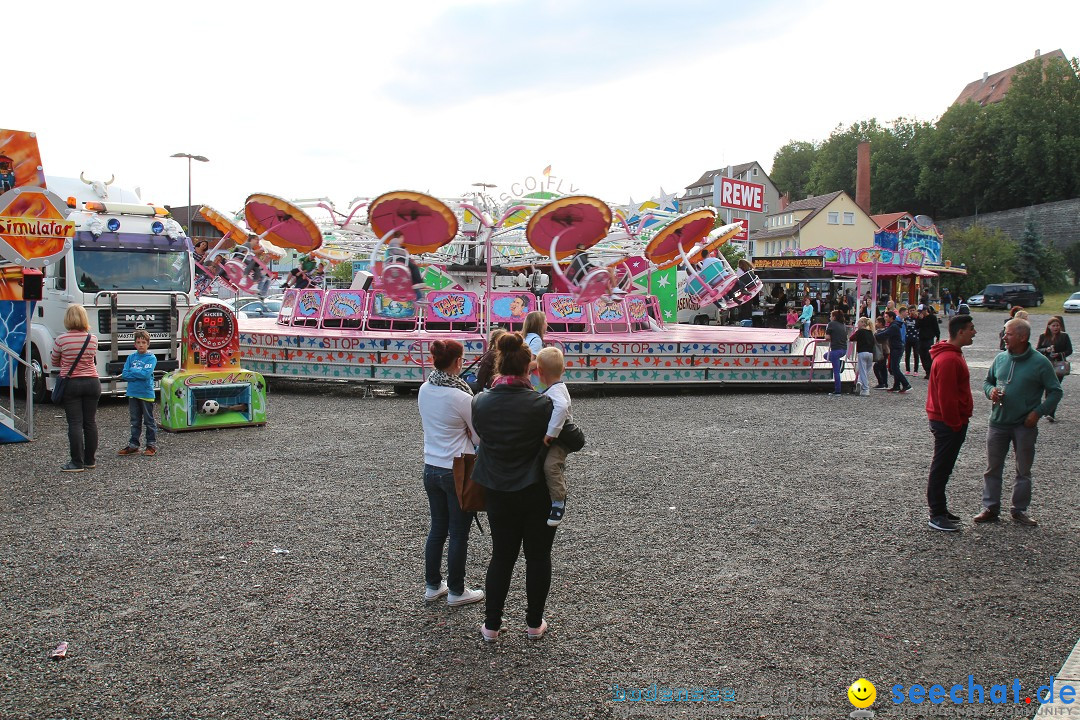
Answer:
[{"xmin": 382, "ymin": 0, "xmax": 797, "ymax": 106}]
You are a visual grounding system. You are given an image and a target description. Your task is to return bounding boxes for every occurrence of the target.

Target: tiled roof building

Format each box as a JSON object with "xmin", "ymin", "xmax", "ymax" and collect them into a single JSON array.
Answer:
[{"xmin": 952, "ymin": 49, "xmax": 1066, "ymax": 107}]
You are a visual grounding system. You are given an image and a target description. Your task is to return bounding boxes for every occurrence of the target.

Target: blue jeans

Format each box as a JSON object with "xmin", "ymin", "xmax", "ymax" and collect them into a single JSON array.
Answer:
[
  {"xmin": 826, "ymin": 348, "xmax": 846, "ymax": 393},
  {"xmin": 128, "ymin": 397, "xmax": 156, "ymax": 448},
  {"xmin": 424, "ymin": 464, "xmax": 470, "ymax": 595}
]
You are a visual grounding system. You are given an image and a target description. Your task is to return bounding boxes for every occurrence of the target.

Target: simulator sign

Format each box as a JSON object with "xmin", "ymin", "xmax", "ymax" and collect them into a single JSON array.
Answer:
[
  {"xmin": 715, "ymin": 176, "xmax": 765, "ymax": 213},
  {"xmin": 0, "ymin": 188, "xmax": 74, "ymax": 267}
]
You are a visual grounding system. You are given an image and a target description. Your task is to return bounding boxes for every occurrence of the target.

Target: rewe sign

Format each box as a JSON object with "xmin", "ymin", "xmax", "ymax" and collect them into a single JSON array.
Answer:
[
  {"xmin": 732, "ymin": 218, "xmax": 749, "ymax": 241},
  {"xmin": 714, "ymin": 176, "xmax": 765, "ymax": 213}
]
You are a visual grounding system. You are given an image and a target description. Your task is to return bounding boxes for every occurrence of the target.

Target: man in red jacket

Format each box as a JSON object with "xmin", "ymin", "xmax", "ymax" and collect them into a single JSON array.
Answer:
[{"xmin": 925, "ymin": 315, "xmax": 977, "ymax": 531}]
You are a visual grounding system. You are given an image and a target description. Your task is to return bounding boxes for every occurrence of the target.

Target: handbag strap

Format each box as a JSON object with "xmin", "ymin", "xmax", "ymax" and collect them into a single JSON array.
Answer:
[{"xmin": 65, "ymin": 334, "xmax": 93, "ymax": 379}]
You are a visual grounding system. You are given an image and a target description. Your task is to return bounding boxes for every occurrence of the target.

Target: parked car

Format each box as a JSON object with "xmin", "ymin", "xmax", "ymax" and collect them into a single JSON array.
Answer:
[
  {"xmin": 979, "ymin": 283, "xmax": 1043, "ymax": 309},
  {"xmin": 226, "ymin": 297, "xmax": 282, "ymax": 319},
  {"xmin": 1064, "ymin": 292, "xmax": 1080, "ymax": 313},
  {"xmin": 966, "ymin": 293, "xmax": 984, "ymax": 307}
]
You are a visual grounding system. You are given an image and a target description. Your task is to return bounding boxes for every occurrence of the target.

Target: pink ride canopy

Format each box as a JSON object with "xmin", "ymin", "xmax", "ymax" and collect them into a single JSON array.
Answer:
[
  {"xmin": 367, "ymin": 191, "xmax": 458, "ymax": 254},
  {"xmin": 244, "ymin": 193, "xmax": 323, "ymax": 253},
  {"xmin": 644, "ymin": 209, "xmax": 717, "ymax": 270},
  {"xmin": 198, "ymin": 206, "xmax": 249, "ymax": 248},
  {"xmin": 526, "ymin": 195, "xmax": 612, "ymax": 259}
]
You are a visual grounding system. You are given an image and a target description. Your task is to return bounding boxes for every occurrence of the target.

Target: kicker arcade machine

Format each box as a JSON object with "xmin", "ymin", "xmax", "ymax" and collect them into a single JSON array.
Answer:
[{"xmin": 160, "ymin": 302, "xmax": 267, "ymax": 431}]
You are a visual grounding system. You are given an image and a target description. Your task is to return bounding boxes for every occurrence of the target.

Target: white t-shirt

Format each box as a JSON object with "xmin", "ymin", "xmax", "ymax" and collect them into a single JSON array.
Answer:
[
  {"xmin": 417, "ymin": 383, "xmax": 476, "ymax": 469},
  {"xmin": 542, "ymin": 382, "xmax": 572, "ymax": 437},
  {"xmin": 525, "ymin": 332, "xmax": 544, "ymax": 356}
]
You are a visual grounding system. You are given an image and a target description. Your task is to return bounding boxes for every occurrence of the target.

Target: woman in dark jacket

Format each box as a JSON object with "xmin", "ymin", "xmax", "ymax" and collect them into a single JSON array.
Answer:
[
  {"xmin": 824, "ymin": 309, "xmax": 848, "ymax": 395},
  {"xmin": 471, "ymin": 332, "xmax": 555, "ymax": 642},
  {"xmin": 916, "ymin": 305, "xmax": 941, "ymax": 377},
  {"xmin": 1036, "ymin": 316, "xmax": 1072, "ymax": 422}
]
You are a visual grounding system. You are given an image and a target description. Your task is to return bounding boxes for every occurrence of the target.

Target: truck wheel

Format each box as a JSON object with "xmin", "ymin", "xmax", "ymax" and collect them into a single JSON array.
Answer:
[
  {"xmin": 694, "ymin": 314, "xmax": 709, "ymax": 325},
  {"xmin": 14, "ymin": 346, "xmax": 48, "ymax": 404}
]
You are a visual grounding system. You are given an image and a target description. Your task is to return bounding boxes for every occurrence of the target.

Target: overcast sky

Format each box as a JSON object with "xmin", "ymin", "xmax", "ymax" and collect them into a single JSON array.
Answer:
[{"xmin": 7, "ymin": 0, "xmax": 1077, "ymax": 217}]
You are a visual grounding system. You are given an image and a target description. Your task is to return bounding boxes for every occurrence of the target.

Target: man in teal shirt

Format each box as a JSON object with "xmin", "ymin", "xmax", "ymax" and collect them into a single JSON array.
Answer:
[{"xmin": 974, "ymin": 318, "xmax": 1062, "ymax": 527}]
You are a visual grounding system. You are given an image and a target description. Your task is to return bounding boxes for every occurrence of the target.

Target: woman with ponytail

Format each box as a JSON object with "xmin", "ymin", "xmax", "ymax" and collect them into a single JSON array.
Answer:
[{"xmin": 417, "ymin": 339, "xmax": 484, "ymax": 607}]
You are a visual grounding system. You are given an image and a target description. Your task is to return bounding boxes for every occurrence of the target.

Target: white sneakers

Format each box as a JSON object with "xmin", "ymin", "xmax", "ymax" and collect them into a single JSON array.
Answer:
[
  {"xmin": 447, "ymin": 587, "xmax": 485, "ymax": 607},
  {"xmin": 425, "ymin": 582, "xmax": 485, "ymax": 606},
  {"xmin": 424, "ymin": 581, "xmax": 448, "ymax": 602}
]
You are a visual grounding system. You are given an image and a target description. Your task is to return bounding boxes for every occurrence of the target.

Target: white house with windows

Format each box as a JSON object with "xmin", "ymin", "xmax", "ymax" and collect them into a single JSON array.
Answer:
[
  {"xmin": 679, "ymin": 162, "xmax": 780, "ymax": 255},
  {"xmin": 748, "ymin": 190, "xmax": 877, "ymax": 257}
]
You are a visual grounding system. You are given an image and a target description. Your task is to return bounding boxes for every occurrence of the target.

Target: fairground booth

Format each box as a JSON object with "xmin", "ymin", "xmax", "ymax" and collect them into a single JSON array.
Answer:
[{"xmin": 871, "ymin": 213, "xmax": 967, "ymax": 304}]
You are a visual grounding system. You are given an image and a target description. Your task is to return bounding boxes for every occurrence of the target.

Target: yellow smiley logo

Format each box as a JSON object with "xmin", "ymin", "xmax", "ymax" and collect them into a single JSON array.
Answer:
[{"xmin": 848, "ymin": 678, "xmax": 876, "ymax": 709}]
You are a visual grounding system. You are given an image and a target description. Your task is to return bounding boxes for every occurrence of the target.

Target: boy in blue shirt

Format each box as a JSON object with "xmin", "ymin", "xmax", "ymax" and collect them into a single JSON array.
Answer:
[{"xmin": 119, "ymin": 330, "xmax": 158, "ymax": 456}]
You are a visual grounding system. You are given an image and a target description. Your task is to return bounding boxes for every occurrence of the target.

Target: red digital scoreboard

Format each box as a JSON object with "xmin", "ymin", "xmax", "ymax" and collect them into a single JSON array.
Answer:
[{"xmin": 185, "ymin": 303, "xmax": 241, "ymax": 369}]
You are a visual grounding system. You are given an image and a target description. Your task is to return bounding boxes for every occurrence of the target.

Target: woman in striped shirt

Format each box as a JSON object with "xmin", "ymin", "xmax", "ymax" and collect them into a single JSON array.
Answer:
[{"xmin": 49, "ymin": 305, "xmax": 101, "ymax": 472}]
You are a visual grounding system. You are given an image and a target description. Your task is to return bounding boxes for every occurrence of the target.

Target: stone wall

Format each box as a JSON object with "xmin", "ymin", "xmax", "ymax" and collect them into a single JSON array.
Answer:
[{"xmin": 936, "ymin": 198, "xmax": 1080, "ymax": 250}]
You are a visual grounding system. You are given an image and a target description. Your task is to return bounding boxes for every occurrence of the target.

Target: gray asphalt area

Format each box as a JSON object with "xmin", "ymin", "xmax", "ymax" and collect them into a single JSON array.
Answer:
[{"xmin": 2, "ymin": 308, "xmax": 1077, "ymax": 719}]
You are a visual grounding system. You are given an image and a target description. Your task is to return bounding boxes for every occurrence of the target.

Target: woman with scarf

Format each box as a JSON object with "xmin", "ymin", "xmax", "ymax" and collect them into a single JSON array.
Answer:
[
  {"xmin": 417, "ymin": 340, "xmax": 485, "ymax": 607},
  {"xmin": 472, "ymin": 332, "xmax": 557, "ymax": 642}
]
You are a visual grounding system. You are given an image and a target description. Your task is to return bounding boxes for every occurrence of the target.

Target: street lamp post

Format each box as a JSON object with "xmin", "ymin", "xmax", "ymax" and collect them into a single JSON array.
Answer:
[{"xmin": 170, "ymin": 153, "xmax": 209, "ymax": 236}]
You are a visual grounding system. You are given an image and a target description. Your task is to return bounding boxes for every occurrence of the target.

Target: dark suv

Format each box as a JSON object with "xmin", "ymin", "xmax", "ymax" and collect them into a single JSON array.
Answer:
[{"xmin": 980, "ymin": 283, "xmax": 1043, "ymax": 309}]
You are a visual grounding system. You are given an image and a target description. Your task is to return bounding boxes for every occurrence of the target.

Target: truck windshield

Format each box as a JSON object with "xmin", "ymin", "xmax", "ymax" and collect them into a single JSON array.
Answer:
[{"xmin": 74, "ymin": 249, "xmax": 191, "ymax": 293}]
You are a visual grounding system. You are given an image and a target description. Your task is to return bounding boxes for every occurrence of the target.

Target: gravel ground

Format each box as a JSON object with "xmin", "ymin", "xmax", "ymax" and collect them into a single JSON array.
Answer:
[{"xmin": 2, "ymin": 308, "xmax": 1077, "ymax": 720}]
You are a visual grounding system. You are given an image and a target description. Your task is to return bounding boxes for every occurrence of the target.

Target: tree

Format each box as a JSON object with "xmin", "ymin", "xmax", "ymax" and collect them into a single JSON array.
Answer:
[
  {"xmin": 719, "ymin": 241, "xmax": 745, "ymax": 267},
  {"xmin": 329, "ymin": 260, "xmax": 354, "ymax": 285},
  {"xmin": 997, "ymin": 55, "xmax": 1080, "ymax": 206},
  {"xmin": 770, "ymin": 140, "xmax": 817, "ymax": 201},
  {"xmin": 915, "ymin": 101, "xmax": 1004, "ymax": 218},
  {"xmin": 941, "ymin": 225, "xmax": 1016, "ymax": 298},
  {"xmin": 1013, "ymin": 214, "xmax": 1070, "ymax": 291},
  {"xmin": 1014, "ymin": 214, "xmax": 1042, "ymax": 283},
  {"xmin": 868, "ymin": 118, "xmax": 931, "ymax": 215},
  {"xmin": 806, "ymin": 121, "xmax": 876, "ymax": 199},
  {"xmin": 1063, "ymin": 241, "xmax": 1080, "ymax": 286}
]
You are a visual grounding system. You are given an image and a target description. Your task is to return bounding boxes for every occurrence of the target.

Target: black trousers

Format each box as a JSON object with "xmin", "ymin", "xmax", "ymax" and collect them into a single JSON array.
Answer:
[
  {"xmin": 919, "ymin": 341, "xmax": 935, "ymax": 376},
  {"xmin": 927, "ymin": 420, "xmax": 968, "ymax": 516},
  {"xmin": 484, "ymin": 481, "xmax": 557, "ymax": 630},
  {"xmin": 63, "ymin": 377, "xmax": 101, "ymax": 466},
  {"xmin": 873, "ymin": 356, "xmax": 889, "ymax": 386},
  {"xmin": 905, "ymin": 339, "xmax": 920, "ymax": 372}
]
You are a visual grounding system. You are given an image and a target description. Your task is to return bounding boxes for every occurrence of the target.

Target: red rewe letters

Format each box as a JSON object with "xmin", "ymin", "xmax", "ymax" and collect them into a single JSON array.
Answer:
[{"xmin": 718, "ymin": 177, "xmax": 765, "ymax": 213}]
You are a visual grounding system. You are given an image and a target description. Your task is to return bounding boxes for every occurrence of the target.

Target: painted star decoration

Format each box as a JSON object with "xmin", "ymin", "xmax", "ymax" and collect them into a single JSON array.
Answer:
[
  {"xmin": 656, "ymin": 275, "xmax": 670, "ymax": 287},
  {"xmin": 654, "ymin": 187, "xmax": 680, "ymax": 213},
  {"xmin": 617, "ymin": 197, "xmax": 640, "ymax": 220}
]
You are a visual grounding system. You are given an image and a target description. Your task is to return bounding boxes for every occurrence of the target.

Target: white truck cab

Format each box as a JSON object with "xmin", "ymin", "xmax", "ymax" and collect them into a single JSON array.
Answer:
[{"xmin": 18, "ymin": 177, "xmax": 196, "ymax": 399}]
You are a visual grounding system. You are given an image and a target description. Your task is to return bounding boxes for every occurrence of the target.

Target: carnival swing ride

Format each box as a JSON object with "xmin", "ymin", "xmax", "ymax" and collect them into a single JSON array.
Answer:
[{"xmin": 193, "ymin": 188, "xmax": 840, "ymax": 388}]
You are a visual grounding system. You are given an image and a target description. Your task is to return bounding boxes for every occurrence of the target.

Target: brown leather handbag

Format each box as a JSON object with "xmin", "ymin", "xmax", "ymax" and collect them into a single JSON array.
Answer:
[{"xmin": 453, "ymin": 453, "xmax": 485, "ymax": 513}]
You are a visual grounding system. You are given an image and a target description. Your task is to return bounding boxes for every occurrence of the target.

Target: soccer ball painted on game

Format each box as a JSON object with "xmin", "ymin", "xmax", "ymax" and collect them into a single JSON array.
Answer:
[{"xmin": 201, "ymin": 399, "xmax": 220, "ymax": 415}]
